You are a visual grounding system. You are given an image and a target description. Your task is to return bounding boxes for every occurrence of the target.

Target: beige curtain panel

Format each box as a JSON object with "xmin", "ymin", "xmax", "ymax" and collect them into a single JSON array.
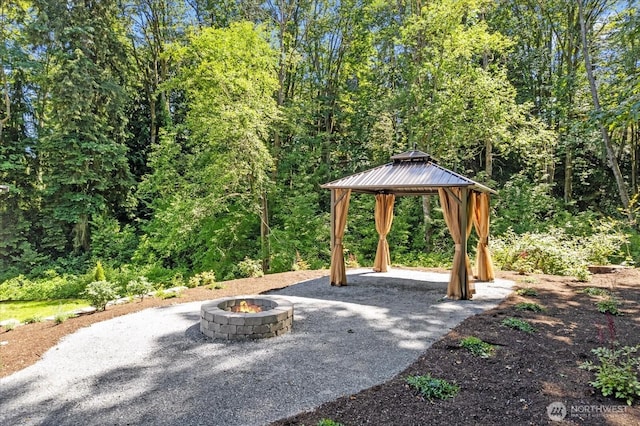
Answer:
[
  {"xmin": 438, "ymin": 188, "xmax": 475, "ymax": 300},
  {"xmin": 330, "ymin": 188, "xmax": 351, "ymax": 286},
  {"xmin": 472, "ymin": 191, "xmax": 495, "ymax": 281},
  {"xmin": 373, "ymin": 193, "xmax": 395, "ymax": 272}
]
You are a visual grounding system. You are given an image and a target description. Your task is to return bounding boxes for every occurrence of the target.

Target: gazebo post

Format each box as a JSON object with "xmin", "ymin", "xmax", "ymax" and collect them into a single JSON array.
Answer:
[
  {"xmin": 459, "ymin": 188, "xmax": 469, "ymax": 300},
  {"xmin": 330, "ymin": 189, "xmax": 335, "ymax": 251}
]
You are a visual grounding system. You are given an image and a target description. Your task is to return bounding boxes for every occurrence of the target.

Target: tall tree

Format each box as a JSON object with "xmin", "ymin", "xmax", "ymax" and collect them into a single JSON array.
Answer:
[{"xmin": 32, "ymin": 0, "xmax": 133, "ymax": 254}]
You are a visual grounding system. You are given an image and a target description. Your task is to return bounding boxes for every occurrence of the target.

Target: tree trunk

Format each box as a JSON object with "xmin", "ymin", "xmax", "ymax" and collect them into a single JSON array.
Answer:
[
  {"xmin": 578, "ymin": 1, "xmax": 630, "ymax": 214},
  {"xmin": 260, "ymin": 191, "xmax": 270, "ymax": 272},
  {"xmin": 564, "ymin": 148, "xmax": 573, "ymax": 203},
  {"xmin": 422, "ymin": 195, "xmax": 432, "ymax": 251}
]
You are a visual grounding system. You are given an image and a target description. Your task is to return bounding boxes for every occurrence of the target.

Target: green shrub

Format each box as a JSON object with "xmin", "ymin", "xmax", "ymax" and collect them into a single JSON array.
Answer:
[
  {"xmin": 188, "ymin": 271, "xmax": 216, "ymax": 288},
  {"xmin": 0, "ymin": 272, "xmax": 85, "ymax": 301},
  {"xmin": 579, "ymin": 287, "xmax": 611, "ymax": 297},
  {"xmin": 580, "ymin": 344, "xmax": 640, "ymax": 405},
  {"xmin": 597, "ymin": 298, "xmax": 621, "ymax": 315},
  {"xmin": 237, "ymin": 257, "xmax": 264, "ymax": 278},
  {"xmin": 126, "ymin": 277, "xmax": 154, "ymax": 300},
  {"xmin": 571, "ymin": 267, "xmax": 592, "ymax": 282},
  {"xmin": 460, "ymin": 336, "xmax": 495, "ymax": 358},
  {"xmin": 406, "ymin": 374, "xmax": 459, "ymax": 401},
  {"xmin": 516, "ymin": 288, "xmax": 538, "ymax": 297},
  {"xmin": 93, "ymin": 261, "xmax": 106, "ymax": 282},
  {"xmin": 491, "ymin": 224, "xmax": 627, "ymax": 276},
  {"xmin": 155, "ymin": 288, "xmax": 182, "ymax": 299},
  {"xmin": 515, "ymin": 302, "xmax": 545, "ymax": 312},
  {"xmin": 83, "ymin": 281, "xmax": 119, "ymax": 311},
  {"xmin": 501, "ymin": 317, "xmax": 537, "ymax": 333}
]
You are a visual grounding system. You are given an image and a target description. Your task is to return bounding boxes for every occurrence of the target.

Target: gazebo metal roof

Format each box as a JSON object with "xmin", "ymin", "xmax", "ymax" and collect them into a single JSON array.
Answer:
[{"xmin": 321, "ymin": 150, "xmax": 496, "ymax": 195}]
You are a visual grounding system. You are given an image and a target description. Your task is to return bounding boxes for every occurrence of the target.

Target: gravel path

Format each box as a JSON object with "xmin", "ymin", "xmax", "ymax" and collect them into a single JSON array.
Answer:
[{"xmin": 0, "ymin": 269, "xmax": 514, "ymax": 426}]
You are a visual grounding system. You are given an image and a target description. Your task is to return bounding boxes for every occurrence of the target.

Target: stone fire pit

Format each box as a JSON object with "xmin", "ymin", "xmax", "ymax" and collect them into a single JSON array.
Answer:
[{"xmin": 200, "ymin": 296, "xmax": 293, "ymax": 340}]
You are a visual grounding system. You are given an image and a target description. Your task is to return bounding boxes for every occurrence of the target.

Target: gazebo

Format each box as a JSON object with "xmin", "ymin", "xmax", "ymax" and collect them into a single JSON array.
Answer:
[{"xmin": 321, "ymin": 150, "xmax": 496, "ymax": 300}]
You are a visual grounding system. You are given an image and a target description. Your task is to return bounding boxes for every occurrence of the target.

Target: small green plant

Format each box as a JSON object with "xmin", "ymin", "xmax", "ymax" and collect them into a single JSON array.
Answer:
[
  {"xmin": 501, "ymin": 317, "xmax": 537, "ymax": 333},
  {"xmin": 580, "ymin": 344, "xmax": 640, "ymax": 405},
  {"xmin": 579, "ymin": 287, "xmax": 610, "ymax": 297},
  {"xmin": 518, "ymin": 276, "xmax": 539, "ymax": 285},
  {"xmin": 460, "ymin": 336, "xmax": 495, "ymax": 358},
  {"xmin": 23, "ymin": 315, "xmax": 44, "ymax": 324},
  {"xmin": 237, "ymin": 257, "xmax": 264, "ymax": 278},
  {"xmin": 406, "ymin": 373, "xmax": 459, "ymax": 401},
  {"xmin": 2, "ymin": 319, "xmax": 19, "ymax": 331},
  {"xmin": 515, "ymin": 302, "xmax": 545, "ymax": 312},
  {"xmin": 126, "ymin": 276, "xmax": 154, "ymax": 300},
  {"xmin": 93, "ymin": 261, "xmax": 106, "ymax": 282},
  {"xmin": 209, "ymin": 283, "xmax": 225, "ymax": 290},
  {"xmin": 597, "ymin": 298, "xmax": 621, "ymax": 315},
  {"xmin": 188, "ymin": 271, "xmax": 216, "ymax": 288},
  {"xmin": 54, "ymin": 311, "xmax": 77, "ymax": 324},
  {"xmin": 516, "ymin": 288, "xmax": 538, "ymax": 297},
  {"xmin": 317, "ymin": 419, "xmax": 344, "ymax": 426},
  {"xmin": 155, "ymin": 288, "xmax": 181, "ymax": 299},
  {"xmin": 571, "ymin": 267, "xmax": 592, "ymax": 282},
  {"xmin": 82, "ymin": 280, "xmax": 119, "ymax": 311}
]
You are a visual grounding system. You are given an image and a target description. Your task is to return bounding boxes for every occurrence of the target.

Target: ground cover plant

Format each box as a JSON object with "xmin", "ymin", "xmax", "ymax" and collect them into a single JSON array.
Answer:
[{"xmin": 459, "ymin": 336, "xmax": 495, "ymax": 358}]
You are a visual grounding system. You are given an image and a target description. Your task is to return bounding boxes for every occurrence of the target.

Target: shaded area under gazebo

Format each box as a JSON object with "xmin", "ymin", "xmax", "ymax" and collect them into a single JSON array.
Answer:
[{"xmin": 321, "ymin": 150, "xmax": 496, "ymax": 300}]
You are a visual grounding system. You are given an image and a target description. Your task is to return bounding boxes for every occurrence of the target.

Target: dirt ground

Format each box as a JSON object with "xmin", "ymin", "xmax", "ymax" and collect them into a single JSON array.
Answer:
[{"xmin": 2, "ymin": 267, "xmax": 639, "ymax": 425}]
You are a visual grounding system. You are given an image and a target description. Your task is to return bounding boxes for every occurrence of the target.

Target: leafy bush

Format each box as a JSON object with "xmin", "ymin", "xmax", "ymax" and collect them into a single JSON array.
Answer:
[
  {"xmin": 491, "ymin": 224, "xmax": 627, "ymax": 275},
  {"xmin": 0, "ymin": 272, "xmax": 86, "ymax": 301},
  {"xmin": 515, "ymin": 302, "xmax": 545, "ymax": 312},
  {"xmin": 188, "ymin": 271, "xmax": 216, "ymax": 288},
  {"xmin": 155, "ymin": 288, "xmax": 182, "ymax": 299},
  {"xmin": 126, "ymin": 277, "xmax": 154, "ymax": 300},
  {"xmin": 460, "ymin": 336, "xmax": 495, "ymax": 358},
  {"xmin": 597, "ymin": 298, "xmax": 621, "ymax": 315},
  {"xmin": 237, "ymin": 257, "xmax": 264, "ymax": 278},
  {"xmin": 2, "ymin": 319, "xmax": 20, "ymax": 331},
  {"xmin": 501, "ymin": 317, "xmax": 537, "ymax": 333},
  {"xmin": 406, "ymin": 374, "xmax": 459, "ymax": 401},
  {"xmin": 93, "ymin": 261, "xmax": 106, "ymax": 282},
  {"xmin": 82, "ymin": 281, "xmax": 119, "ymax": 311},
  {"xmin": 580, "ymin": 344, "xmax": 640, "ymax": 405}
]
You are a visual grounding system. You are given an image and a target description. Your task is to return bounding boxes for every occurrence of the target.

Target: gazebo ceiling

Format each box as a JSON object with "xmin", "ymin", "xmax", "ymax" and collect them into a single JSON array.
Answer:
[{"xmin": 321, "ymin": 150, "xmax": 496, "ymax": 196}]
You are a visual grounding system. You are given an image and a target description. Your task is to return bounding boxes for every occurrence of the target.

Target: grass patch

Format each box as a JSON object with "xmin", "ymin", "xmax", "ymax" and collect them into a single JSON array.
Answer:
[
  {"xmin": 501, "ymin": 317, "xmax": 537, "ymax": 333},
  {"xmin": 0, "ymin": 299, "xmax": 90, "ymax": 323}
]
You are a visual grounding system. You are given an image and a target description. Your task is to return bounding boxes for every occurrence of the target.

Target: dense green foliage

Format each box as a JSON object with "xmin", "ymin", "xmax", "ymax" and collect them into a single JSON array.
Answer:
[
  {"xmin": 406, "ymin": 373, "xmax": 460, "ymax": 401},
  {"xmin": 1, "ymin": 1, "xmax": 639, "ymax": 300},
  {"xmin": 581, "ymin": 344, "xmax": 640, "ymax": 405}
]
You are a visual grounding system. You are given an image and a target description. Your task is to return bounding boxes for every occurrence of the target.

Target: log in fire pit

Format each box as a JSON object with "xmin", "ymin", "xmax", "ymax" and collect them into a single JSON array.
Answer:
[{"xmin": 200, "ymin": 296, "xmax": 293, "ymax": 340}]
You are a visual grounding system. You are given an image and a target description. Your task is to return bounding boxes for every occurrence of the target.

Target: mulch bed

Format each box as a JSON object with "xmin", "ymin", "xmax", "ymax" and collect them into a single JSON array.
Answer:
[
  {"xmin": 2, "ymin": 267, "xmax": 639, "ymax": 425},
  {"xmin": 272, "ymin": 269, "xmax": 640, "ymax": 426}
]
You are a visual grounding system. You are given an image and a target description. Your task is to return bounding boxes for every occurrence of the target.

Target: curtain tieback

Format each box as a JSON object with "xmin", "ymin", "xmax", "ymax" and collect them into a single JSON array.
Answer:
[
  {"xmin": 335, "ymin": 239, "xmax": 343, "ymax": 246},
  {"xmin": 454, "ymin": 243, "xmax": 462, "ymax": 252},
  {"xmin": 481, "ymin": 237, "xmax": 489, "ymax": 245}
]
